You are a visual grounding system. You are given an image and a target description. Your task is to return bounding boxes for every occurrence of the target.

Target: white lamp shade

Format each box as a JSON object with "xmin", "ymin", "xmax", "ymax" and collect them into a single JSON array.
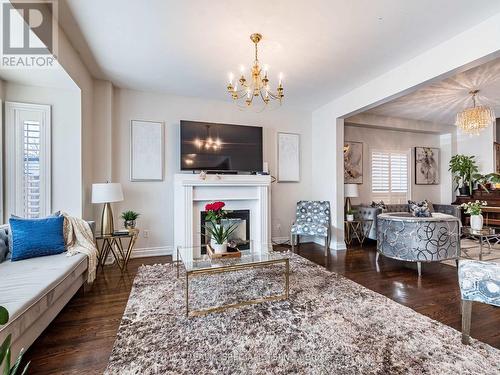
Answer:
[
  {"xmin": 344, "ymin": 183, "xmax": 359, "ymax": 198},
  {"xmin": 92, "ymin": 183, "xmax": 124, "ymax": 203}
]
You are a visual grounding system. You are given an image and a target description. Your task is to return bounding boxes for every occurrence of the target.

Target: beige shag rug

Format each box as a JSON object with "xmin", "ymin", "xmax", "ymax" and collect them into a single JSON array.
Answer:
[{"xmin": 106, "ymin": 254, "xmax": 499, "ymax": 374}]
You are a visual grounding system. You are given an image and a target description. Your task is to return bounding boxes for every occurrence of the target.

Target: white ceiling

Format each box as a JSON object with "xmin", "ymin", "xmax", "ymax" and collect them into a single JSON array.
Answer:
[
  {"xmin": 59, "ymin": 0, "xmax": 500, "ymax": 110},
  {"xmin": 365, "ymin": 57, "xmax": 500, "ymax": 124}
]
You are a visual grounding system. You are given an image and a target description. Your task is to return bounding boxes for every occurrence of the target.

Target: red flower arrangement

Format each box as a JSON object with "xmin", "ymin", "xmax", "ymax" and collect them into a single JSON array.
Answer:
[
  {"xmin": 205, "ymin": 201, "xmax": 227, "ymax": 223},
  {"xmin": 205, "ymin": 201, "xmax": 225, "ymax": 212}
]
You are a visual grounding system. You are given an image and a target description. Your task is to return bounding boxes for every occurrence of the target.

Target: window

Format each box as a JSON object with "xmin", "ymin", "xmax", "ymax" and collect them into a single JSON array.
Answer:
[
  {"xmin": 371, "ymin": 150, "xmax": 409, "ymax": 204},
  {"xmin": 5, "ymin": 102, "xmax": 51, "ymax": 219}
]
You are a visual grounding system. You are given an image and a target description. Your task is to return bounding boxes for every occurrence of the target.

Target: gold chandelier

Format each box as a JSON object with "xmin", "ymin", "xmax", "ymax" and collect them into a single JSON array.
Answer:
[
  {"xmin": 227, "ymin": 33, "xmax": 284, "ymax": 108},
  {"xmin": 455, "ymin": 90, "xmax": 496, "ymax": 135}
]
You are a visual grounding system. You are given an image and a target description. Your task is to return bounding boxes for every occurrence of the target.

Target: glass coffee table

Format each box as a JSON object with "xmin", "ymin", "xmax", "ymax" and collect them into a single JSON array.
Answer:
[
  {"xmin": 462, "ymin": 226, "xmax": 500, "ymax": 260},
  {"xmin": 176, "ymin": 241, "xmax": 290, "ymax": 317}
]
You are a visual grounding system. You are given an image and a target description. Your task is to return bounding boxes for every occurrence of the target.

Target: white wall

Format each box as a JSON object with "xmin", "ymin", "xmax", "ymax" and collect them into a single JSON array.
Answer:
[
  {"xmin": 456, "ymin": 126, "xmax": 495, "ymax": 173},
  {"xmin": 107, "ymin": 88, "xmax": 312, "ymax": 252},
  {"xmin": 3, "ymin": 82, "xmax": 82, "ymax": 216},
  {"xmin": 344, "ymin": 125, "xmax": 445, "ymax": 205}
]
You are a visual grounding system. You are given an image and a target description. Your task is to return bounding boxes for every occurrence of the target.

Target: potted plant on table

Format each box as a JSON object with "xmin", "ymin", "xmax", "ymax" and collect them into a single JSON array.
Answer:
[
  {"xmin": 448, "ymin": 155, "xmax": 478, "ymax": 196},
  {"xmin": 346, "ymin": 209, "xmax": 356, "ymax": 222},
  {"xmin": 472, "ymin": 172, "xmax": 500, "ymax": 192},
  {"xmin": 1, "ymin": 305, "xmax": 30, "ymax": 374},
  {"xmin": 121, "ymin": 210, "xmax": 140, "ymax": 229},
  {"xmin": 461, "ymin": 200, "xmax": 488, "ymax": 231},
  {"xmin": 203, "ymin": 201, "xmax": 238, "ymax": 253}
]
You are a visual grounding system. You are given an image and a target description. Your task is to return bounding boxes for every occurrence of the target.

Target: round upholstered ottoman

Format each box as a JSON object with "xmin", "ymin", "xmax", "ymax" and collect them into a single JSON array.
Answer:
[{"xmin": 376, "ymin": 212, "xmax": 460, "ymax": 276}]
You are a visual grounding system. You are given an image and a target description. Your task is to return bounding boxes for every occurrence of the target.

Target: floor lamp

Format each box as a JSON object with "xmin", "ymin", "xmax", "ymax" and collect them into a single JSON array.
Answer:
[{"xmin": 344, "ymin": 184, "xmax": 359, "ymax": 218}]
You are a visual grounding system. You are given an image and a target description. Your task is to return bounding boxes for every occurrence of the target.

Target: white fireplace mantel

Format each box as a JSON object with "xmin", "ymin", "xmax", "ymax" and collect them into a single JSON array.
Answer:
[{"xmin": 173, "ymin": 174, "xmax": 272, "ymax": 251}]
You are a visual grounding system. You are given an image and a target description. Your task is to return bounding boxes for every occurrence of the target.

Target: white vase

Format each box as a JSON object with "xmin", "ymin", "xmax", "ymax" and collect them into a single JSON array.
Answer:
[
  {"xmin": 470, "ymin": 214, "xmax": 483, "ymax": 231},
  {"xmin": 346, "ymin": 214, "xmax": 354, "ymax": 222},
  {"xmin": 210, "ymin": 239, "xmax": 227, "ymax": 253}
]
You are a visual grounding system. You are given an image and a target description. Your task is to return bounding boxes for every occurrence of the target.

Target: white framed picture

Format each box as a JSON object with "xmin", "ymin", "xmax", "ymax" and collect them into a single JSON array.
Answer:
[
  {"xmin": 130, "ymin": 120, "xmax": 164, "ymax": 181},
  {"xmin": 277, "ymin": 132, "xmax": 300, "ymax": 182}
]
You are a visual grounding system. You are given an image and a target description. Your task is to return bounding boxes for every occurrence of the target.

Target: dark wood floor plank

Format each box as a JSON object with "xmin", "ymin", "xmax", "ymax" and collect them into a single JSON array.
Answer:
[{"xmin": 24, "ymin": 246, "xmax": 499, "ymax": 374}]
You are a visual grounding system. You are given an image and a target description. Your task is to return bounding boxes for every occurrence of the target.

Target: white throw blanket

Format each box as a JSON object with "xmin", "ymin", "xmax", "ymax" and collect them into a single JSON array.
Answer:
[{"xmin": 62, "ymin": 213, "xmax": 98, "ymax": 283}]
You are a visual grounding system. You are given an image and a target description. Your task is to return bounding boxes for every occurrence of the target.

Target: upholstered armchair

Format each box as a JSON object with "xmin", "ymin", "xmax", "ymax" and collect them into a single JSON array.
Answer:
[
  {"xmin": 458, "ymin": 260, "xmax": 500, "ymax": 344},
  {"xmin": 290, "ymin": 201, "xmax": 331, "ymax": 256}
]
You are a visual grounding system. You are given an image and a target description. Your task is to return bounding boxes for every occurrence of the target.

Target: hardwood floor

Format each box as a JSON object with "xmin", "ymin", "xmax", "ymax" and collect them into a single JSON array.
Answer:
[{"xmin": 25, "ymin": 243, "xmax": 499, "ymax": 374}]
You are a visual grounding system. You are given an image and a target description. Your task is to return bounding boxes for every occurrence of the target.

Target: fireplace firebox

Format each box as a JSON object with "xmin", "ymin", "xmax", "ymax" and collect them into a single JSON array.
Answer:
[{"xmin": 200, "ymin": 209, "xmax": 250, "ymax": 251}]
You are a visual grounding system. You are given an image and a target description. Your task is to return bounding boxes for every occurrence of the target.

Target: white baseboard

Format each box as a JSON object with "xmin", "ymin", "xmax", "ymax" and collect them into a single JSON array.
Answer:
[
  {"xmin": 131, "ymin": 246, "xmax": 173, "ymax": 258},
  {"xmin": 312, "ymin": 238, "xmax": 347, "ymax": 251},
  {"xmin": 272, "ymin": 236, "xmax": 290, "ymax": 243}
]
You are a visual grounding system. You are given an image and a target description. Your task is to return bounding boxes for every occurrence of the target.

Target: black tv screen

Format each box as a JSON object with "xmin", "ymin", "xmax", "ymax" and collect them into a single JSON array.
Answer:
[{"xmin": 180, "ymin": 121, "xmax": 263, "ymax": 172}]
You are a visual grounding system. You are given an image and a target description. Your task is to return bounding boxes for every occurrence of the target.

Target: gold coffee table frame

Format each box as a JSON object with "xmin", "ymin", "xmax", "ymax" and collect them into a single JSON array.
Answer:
[{"xmin": 176, "ymin": 244, "xmax": 290, "ymax": 317}]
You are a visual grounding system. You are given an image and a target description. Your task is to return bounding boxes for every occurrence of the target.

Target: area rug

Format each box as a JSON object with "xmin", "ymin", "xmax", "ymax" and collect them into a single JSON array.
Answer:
[
  {"xmin": 105, "ymin": 254, "xmax": 500, "ymax": 374},
  {"xmin": 442, "ymin": 239, "xmax": 500, "ymax": 267}
]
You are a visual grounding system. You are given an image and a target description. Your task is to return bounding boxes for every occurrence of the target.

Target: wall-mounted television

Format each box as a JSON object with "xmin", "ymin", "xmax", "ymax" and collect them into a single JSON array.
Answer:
[{"xmin": 180, "ymin": 120, "xmax": 263, "ymax": 173}]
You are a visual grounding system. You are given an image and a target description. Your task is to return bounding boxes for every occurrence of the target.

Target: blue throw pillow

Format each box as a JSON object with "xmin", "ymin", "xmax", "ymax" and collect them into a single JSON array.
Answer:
[{"xmin": 9, "ymin": 216, "xmax": 66, "ymax": 261}]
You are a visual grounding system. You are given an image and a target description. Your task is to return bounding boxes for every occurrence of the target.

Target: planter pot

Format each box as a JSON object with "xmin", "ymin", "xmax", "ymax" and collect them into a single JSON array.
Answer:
[
  {"xmin": 210, "ymin": 239, "xmax": 228, "ymax": 253},
  {"xmin": 459, "ymin": 186, "xmax": 471, "ymax": 196},
  {"xmin": 470, "ymin": 214, "xmax": 483, "ymax": 231},
  {"xmin": 346, "ymin": 214, "xmax": 354, "ymax": 222},
  {"xmin": 124, "ymin": 220, "xmax": 136, "ymax": 229}
]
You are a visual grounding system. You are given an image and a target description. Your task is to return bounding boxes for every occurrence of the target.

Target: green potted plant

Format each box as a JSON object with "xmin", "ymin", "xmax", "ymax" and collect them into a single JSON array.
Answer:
[
  {"xmin": 346, "ymin": 209, "xmax": 356, "ymax": 222},
  {"xmin": 460, "ymin": 200, "xmax": 487, "ymax": 231},
  {"xmin": 203, "ymin": 202, "xmax": 238, "ymax": 253},
  {"xmin": 120, "ymin": 210, "xmax": 140, "ymax": 229},
  {"xmin": 1, "ymin": 306, "xmax": 30, "ymax": 375},
  {"xmin": 472, "ymin": 172, "xmax": 500, "ymax": 192},
  {"xmin": 448, "ymin": 155, "xmax": 478, "ymax": 196}
]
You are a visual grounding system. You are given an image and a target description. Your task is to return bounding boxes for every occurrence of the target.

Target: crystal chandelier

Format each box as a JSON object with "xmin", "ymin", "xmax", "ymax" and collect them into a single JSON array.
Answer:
[
  {"xmin": 227, "ymin": 33, "xmax": 284, "ymax": 108},
  {"xmin": 455, "ymin": 90, "xmax": 496, "ymax": 135}
]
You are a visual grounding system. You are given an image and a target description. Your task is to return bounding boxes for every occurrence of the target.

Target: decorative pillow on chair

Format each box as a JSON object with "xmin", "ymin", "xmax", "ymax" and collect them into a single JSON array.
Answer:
[
  {"xmin": 0, "ymin": 229, "xmax": 8, "ymax": 263},
  {"xmin": 9, "ymin": 216, "xmax": 66, "ymax": 261},
  {"xmin": 408, "ymin": 200, "xmax": 432, "ymax": 217}
]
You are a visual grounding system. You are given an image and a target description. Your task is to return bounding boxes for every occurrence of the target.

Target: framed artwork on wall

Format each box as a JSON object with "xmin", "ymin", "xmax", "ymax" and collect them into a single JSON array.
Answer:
[
  {"xmin": 344, "ymin": 141, "xmax": 363, "ymax": 184},
  {"xmin": 414, "ymin": 146, "xmax": 439, "ymax": 185},
  {"xmin": 495, "ymin": 142, "xmax": 500, "ymax": 174},
  {"xmin": 277, "ymin": 132, "xmax": 300, "ymax": 182},
  {"xmin": 130, "ymin": 120, "xmax": 164, "ymax": 181}
]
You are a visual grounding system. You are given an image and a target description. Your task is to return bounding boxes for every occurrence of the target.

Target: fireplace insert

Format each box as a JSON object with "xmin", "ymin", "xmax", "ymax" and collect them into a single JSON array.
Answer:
[{"xmin": 200, "ymin": 209, "xmax": 250, "ymax": 251}]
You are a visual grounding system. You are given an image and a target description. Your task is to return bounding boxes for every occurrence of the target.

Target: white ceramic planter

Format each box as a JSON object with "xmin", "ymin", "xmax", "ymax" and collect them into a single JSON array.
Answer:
[
  {"xmin": 210, "ymin": 240, "xmax": 228, "ymax": 253},
  {"xmin": 346, "ymin": 214, "xmax": 354, "ymax": 222},
  {"xmin": 470, "ymin": 214, "xmax": 483, "ymax": 231}
]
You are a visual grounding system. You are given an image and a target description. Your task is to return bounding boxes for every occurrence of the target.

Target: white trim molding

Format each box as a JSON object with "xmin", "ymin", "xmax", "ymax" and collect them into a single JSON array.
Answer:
[{"xmin": 131, "ymin": 246, "xmax": 174, "ymax": 258}]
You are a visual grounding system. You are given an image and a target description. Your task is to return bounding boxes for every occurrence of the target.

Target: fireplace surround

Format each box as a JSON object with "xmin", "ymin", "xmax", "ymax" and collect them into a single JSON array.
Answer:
[{"xmin": 174, "ymin": 174, "xmax": 271, "ymax": 257}]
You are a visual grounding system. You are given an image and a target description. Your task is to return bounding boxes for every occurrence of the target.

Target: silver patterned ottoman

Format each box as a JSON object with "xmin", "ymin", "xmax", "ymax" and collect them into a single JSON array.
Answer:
[{"xmin": 376, "ymin": 212, "xmax": 460, "ymax": 276}]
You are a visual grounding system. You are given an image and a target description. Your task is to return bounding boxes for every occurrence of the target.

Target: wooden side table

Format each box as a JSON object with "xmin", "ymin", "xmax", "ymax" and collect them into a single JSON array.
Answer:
[{"xmin": 95, "ymin": 229, "xmax": 139, "ymax": 271}]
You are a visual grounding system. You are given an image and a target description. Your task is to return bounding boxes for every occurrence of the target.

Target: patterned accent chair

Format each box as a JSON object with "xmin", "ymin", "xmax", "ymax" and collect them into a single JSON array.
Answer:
[
  {"xmin": 458, "ymin": 260, "xmax": 500, "ymax": 344},
  {"xmin": 290, "ymin": 201, "xmax": 331, "ymax": 256}
]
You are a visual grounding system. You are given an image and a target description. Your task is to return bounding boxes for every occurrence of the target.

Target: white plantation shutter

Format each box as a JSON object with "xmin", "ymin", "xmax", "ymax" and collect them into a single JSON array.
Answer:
[
  {"xmin": 5, "ymin": 102, "xmax": 51, "ymax": 219},
  {"xmin": 23, "ymin": 121, "xmax": 42, "ymax": 218},
  {"xmin": 371, "ymin": 150, "xmax": 409, "ymax": 203}
]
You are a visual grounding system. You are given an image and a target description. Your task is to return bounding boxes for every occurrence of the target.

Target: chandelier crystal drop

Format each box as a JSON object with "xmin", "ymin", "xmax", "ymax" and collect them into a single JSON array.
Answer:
[
  {"xmin": 227, "ymin": 33, "xmax": 284, "ymax": 108},
  {"xmin": 455, "ymin": 90, "xmax": 496, "ymax": 136}
]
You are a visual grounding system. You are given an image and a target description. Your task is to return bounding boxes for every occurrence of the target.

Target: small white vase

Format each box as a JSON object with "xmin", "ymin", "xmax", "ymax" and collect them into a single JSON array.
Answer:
[
  {"xmin": 346, "ymin": 214, "xmax": 354, "ymax": 222},
  {"xmin": 210, "ymin": 240, "xmax": 227, "ymax": 254},
  {"xmin": 470, "ymin": 214, "xmax": 483, "ymax": 231}
]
